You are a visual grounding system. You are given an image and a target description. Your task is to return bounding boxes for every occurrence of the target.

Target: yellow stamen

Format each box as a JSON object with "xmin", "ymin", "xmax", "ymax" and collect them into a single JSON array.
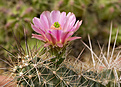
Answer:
[{"xmin": 51, "ymin": 22, "xmax": 62, "ymax": 30}]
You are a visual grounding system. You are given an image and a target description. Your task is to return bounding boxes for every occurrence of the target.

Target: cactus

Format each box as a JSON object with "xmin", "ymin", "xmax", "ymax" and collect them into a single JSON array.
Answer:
[
  {"xmin": 1, "ymin": 41, "xmax": 105, "ymax": 87},
  {"xmin": 0, "ymin": 0, "xmax": 121, "ymax": 86},
  {"xmin": 81, "ymin": 24, "xmax": 121, "ymax": 87},
  {"xmin": 1, "ymin": 26, "xmax": 121, "ymax": 87}
]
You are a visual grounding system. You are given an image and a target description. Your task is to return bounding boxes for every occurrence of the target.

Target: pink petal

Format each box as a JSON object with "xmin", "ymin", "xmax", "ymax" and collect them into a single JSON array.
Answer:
[
  {"xmin": 63, "ymin": 12, "xmax": 76, "ymax": 31},
  {"xmin": 31, "ymin": 23, "xmax": 45, "ymax": 35},
  {"xmin": 61, "ymin": 31, "xmax": 75, "ymax": 44},
  {"xmin": 32, "ymin": 34, "xmax": 46, "ymax": 42},
  {"xmin": 45, "ymin": 33, "xmax": 56, "ymax": 44},
  {"xmin": 57, "ymin": 43, "xmax": 63, "ymax": 47},
  {"xmin": 33, "ymin": 17, "xmax": 44, "ymax": 30},
  {"xmin": 59, "ymin": 12, "xmax": 66, "ymax": 28},
  {"xmin": 61, "ymin": 32, "xmax": 70, "ymax": 44},
  {"xmin": 40, "ymin": 12, "xmax": 49, "ymax": 29},
  {"xmin": 71, "ymin": 20, "xmax": 82, "ymax": 32},
  {"xmin": 50, "ymin": 10, "xmax": 60, "ymax": 24},
  {"xmin": 44, "ymin": 33, "xmax": 52, "ymax": 42},
  {"xmin": 50, "ymin": 30, "xmax": 62, "ymax": 42},
  {"xmin": 44, "ymin": 43, "xmax": 51, "ymax": 47},
  {"xmin": 67, "ymin": 37, "xmax": 81, "ymax": 41},
  {"xmin": 49, "ymin": 34, "xmax": 56, "ymax": 45},
  {"xmin": 43, "ymin": 11, "xmax": 52, "ymax": 27}
]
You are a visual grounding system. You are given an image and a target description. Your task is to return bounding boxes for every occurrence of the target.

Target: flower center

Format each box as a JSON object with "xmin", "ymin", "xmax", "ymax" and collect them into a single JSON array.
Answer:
[
  {"xmin": 51, "ymin": 22, "xmax": 62, "ymax": 30},
  {"xmin": 54, "ymin": 22, "xmax": 60, "ymax": 28}
]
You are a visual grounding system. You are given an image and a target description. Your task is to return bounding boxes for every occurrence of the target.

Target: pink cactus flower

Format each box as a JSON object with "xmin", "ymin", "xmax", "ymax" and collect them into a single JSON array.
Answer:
[{"xmin": 31, "ymin": 10, "xmax": 82, "ymax": 47}]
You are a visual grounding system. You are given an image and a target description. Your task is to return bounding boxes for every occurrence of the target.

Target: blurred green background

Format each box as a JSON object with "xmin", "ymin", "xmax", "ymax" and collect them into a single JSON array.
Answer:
[{"xmin": 0, "ymin": 0, "xmax": 121, "ymax": 58}]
